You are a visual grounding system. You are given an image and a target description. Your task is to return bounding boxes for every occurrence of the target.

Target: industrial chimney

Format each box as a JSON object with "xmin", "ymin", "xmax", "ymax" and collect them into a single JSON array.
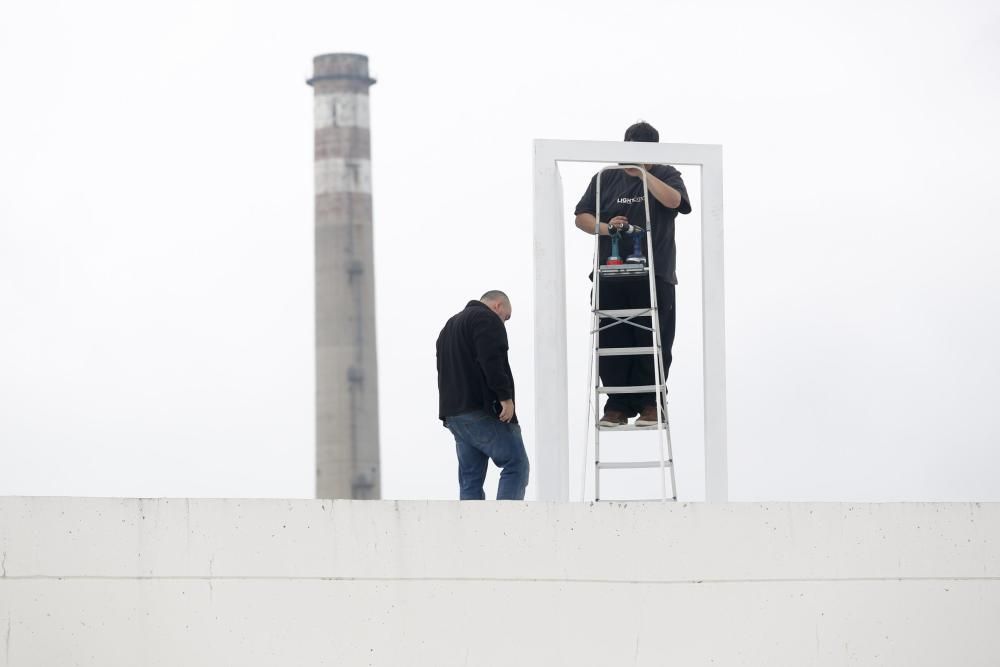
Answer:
[{"xmin": 307, "ymin": 53, "xmax": 380, "ymax": 499}]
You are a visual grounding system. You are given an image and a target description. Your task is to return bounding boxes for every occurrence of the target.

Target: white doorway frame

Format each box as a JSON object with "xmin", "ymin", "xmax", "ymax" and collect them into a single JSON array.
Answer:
[{"xmin": 532, "ymin": 139, "xmax": 727, "ymax": 501}]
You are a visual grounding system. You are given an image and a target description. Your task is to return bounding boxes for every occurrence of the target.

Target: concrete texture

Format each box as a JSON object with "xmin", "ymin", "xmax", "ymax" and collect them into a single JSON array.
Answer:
[
  {"xmin": 1, "ymin": 497, "xmax": 999, "ymax": 666},
  {"xmin": 308, "ymin": 53, "xmax": 380, "ymax": 499}
]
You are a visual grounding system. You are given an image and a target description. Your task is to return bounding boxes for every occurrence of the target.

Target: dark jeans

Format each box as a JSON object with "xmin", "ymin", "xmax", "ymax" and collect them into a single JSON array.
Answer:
[
  {"xmin": 445, "ymin": 410, "xmax": 529, "ymax": 500},
  {"xmin": 597, "ymin": 275, "xmax": 675, "ymax": 416}
]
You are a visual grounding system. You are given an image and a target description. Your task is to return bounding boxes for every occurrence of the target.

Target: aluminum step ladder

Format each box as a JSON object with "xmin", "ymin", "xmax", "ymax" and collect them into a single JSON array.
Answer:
[{"xmin": 581, "ymin": 165, "xmax": 677, "ymax": 502}]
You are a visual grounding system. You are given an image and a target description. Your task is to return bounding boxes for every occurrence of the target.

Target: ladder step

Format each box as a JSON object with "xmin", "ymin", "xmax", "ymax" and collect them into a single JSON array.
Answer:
[
  {"xmin": 597, "ymin": 385, "xmax": 663, "ymax": 394},
  {"xmin": 596, "ymin": 460, "xmax": 673, "ymax": 470},
  {"xmin": 594, "ymin": 308, "xmax": 654, "ymax": 318},
  {"xmin": 597, "ymin": 266, "xmax": 648, "ymax": 277},
  {"xmin": 597, "ymin": 423, "xmax": 669, "ymax": 432},
  {"xmin": 597, "ymin": 346, "xmax": 657, "ymax": 356}
]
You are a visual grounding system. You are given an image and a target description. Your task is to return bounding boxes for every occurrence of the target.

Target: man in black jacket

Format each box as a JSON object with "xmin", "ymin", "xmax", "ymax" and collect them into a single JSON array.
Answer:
[{"xmin": 436, "ymin": 290, "xmax": 529, "ymax": 500}]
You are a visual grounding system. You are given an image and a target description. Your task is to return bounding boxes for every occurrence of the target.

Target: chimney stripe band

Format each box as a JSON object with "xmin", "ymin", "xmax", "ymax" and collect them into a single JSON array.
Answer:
[
  {"xmin": 314, "ymin": 93, "xmax": 370, "ymax": 130},
  {"xmin": 314, "ymin": 157, "xmax": 372, "ymax": 195}
]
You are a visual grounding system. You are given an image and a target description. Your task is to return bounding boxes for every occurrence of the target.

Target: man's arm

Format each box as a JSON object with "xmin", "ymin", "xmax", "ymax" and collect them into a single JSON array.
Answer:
[
  {"xmin": 574, "ymin": 173, "xmax": 620, "ymax": 236},
  {"xmin": 624, "ymin": 167, "xmax": 683, "ymax": 209},
  {"xmin": 471, "ymin": 314, "xmax": 516, "ymax": 422},
  {"xmin": 576, "ymin": 213, "xmax": 636, "ymax": 236},
  {"xmin": 470, "ymin": 313, "xmax": 514, "ymax": 400}
]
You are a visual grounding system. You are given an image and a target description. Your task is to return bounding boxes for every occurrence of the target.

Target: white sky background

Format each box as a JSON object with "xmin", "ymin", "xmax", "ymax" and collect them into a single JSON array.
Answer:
[{"xmin": 1, "ymin": 0, "xmax": 998, "ymax": 501}]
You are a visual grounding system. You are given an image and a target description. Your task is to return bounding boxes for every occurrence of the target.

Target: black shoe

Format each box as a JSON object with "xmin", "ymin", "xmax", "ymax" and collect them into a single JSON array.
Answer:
[
  {"xmin": 635, "ymin": 405, "xmax": 661, "ymax": 427},
  {"xmin": 599, "ymin": 409, "xmax": 628, "ymax": 427}
]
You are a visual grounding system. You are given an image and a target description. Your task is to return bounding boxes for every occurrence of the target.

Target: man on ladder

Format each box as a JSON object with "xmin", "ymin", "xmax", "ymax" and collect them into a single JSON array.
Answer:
[{"xmin": 573, "ymin": 121, "xmax": 692, "ymax": 428}]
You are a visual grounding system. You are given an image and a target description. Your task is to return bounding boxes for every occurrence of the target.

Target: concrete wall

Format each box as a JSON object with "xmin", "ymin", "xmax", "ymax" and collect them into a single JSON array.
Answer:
[{"xmin": 1, "ymin": 498, "xmax": 998, "ymax": 666}]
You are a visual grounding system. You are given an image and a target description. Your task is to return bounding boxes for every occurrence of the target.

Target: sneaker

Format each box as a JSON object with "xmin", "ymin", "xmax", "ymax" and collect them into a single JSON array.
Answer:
[
  {"xmin": 598, "ymin": 409, "xmax": 628, "ymax": 427},
  {"xmin": 635, "ymin": 405, "xmax": 661, "ymax": 427}
]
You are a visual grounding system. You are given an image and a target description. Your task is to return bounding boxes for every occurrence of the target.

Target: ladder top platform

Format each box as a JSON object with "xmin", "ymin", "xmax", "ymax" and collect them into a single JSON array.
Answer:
[{"xmin": 597, "ymin": 265, "xmax": 649, "ymax": 279}]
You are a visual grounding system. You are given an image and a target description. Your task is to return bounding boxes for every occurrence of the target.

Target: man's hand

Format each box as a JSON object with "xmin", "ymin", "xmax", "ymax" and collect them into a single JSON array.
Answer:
[
  {"xmin": 608, "ymin": 215, "xmax": 629, "ymax": 233},
  {"xmin": 623, "ymin": 166, "xmax": 644, "ymax": 178},
  {"xmin": 498, "ymin": 399, "xmax": 515, "ymax": 423}
]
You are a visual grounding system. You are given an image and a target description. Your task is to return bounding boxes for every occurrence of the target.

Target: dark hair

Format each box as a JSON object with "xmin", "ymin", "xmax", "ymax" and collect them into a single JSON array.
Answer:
[{"xmin": 624, "ymin": 121, "xmax": 659, "ymax": 143}]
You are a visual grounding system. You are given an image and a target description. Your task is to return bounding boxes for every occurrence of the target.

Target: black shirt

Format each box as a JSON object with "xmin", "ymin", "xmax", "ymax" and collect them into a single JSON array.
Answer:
[
  {"xmin": 436, "ymin": 301, "xmax": 516, "ymax": 424},
  {"xmin": 574, "ymin": 164, "xmax": 692, "ymax": 284}
]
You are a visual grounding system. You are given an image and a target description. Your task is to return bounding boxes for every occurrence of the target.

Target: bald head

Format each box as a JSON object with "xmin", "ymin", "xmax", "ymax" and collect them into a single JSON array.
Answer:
[{"xmin": 480, "ymin": 290, "xmax": 512, "ymax": 322}]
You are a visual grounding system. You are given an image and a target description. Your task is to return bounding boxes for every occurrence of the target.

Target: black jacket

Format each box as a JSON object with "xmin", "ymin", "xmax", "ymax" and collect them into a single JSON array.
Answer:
[{"xmin": 436, "ymin": 300, "xmax": 516, "ymax": 423}]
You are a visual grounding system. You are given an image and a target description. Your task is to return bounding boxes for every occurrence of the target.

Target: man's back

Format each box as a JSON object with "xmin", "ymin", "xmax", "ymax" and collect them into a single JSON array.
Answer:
[{"xmin": 436, "ymin": 300, "xmax": 515, "ymax": 424}]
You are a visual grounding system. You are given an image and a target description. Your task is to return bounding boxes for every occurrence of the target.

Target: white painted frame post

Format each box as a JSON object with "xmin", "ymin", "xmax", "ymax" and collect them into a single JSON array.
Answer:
[{"xmin": 532, "ymin": 139, "xmax": 727, "ymax": 502}]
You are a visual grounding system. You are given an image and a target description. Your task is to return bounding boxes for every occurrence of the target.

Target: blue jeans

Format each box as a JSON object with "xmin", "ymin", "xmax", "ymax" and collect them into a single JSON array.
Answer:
[{"xmin": 445, "ymin": 410, "xmax": 529, "ymax": 500}]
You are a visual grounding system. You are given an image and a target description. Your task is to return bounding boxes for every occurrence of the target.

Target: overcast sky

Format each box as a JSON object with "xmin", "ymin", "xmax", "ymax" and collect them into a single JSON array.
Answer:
[{"xmin": 1, "ymin": 0, "xmax": 998, "ymax": 501}]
